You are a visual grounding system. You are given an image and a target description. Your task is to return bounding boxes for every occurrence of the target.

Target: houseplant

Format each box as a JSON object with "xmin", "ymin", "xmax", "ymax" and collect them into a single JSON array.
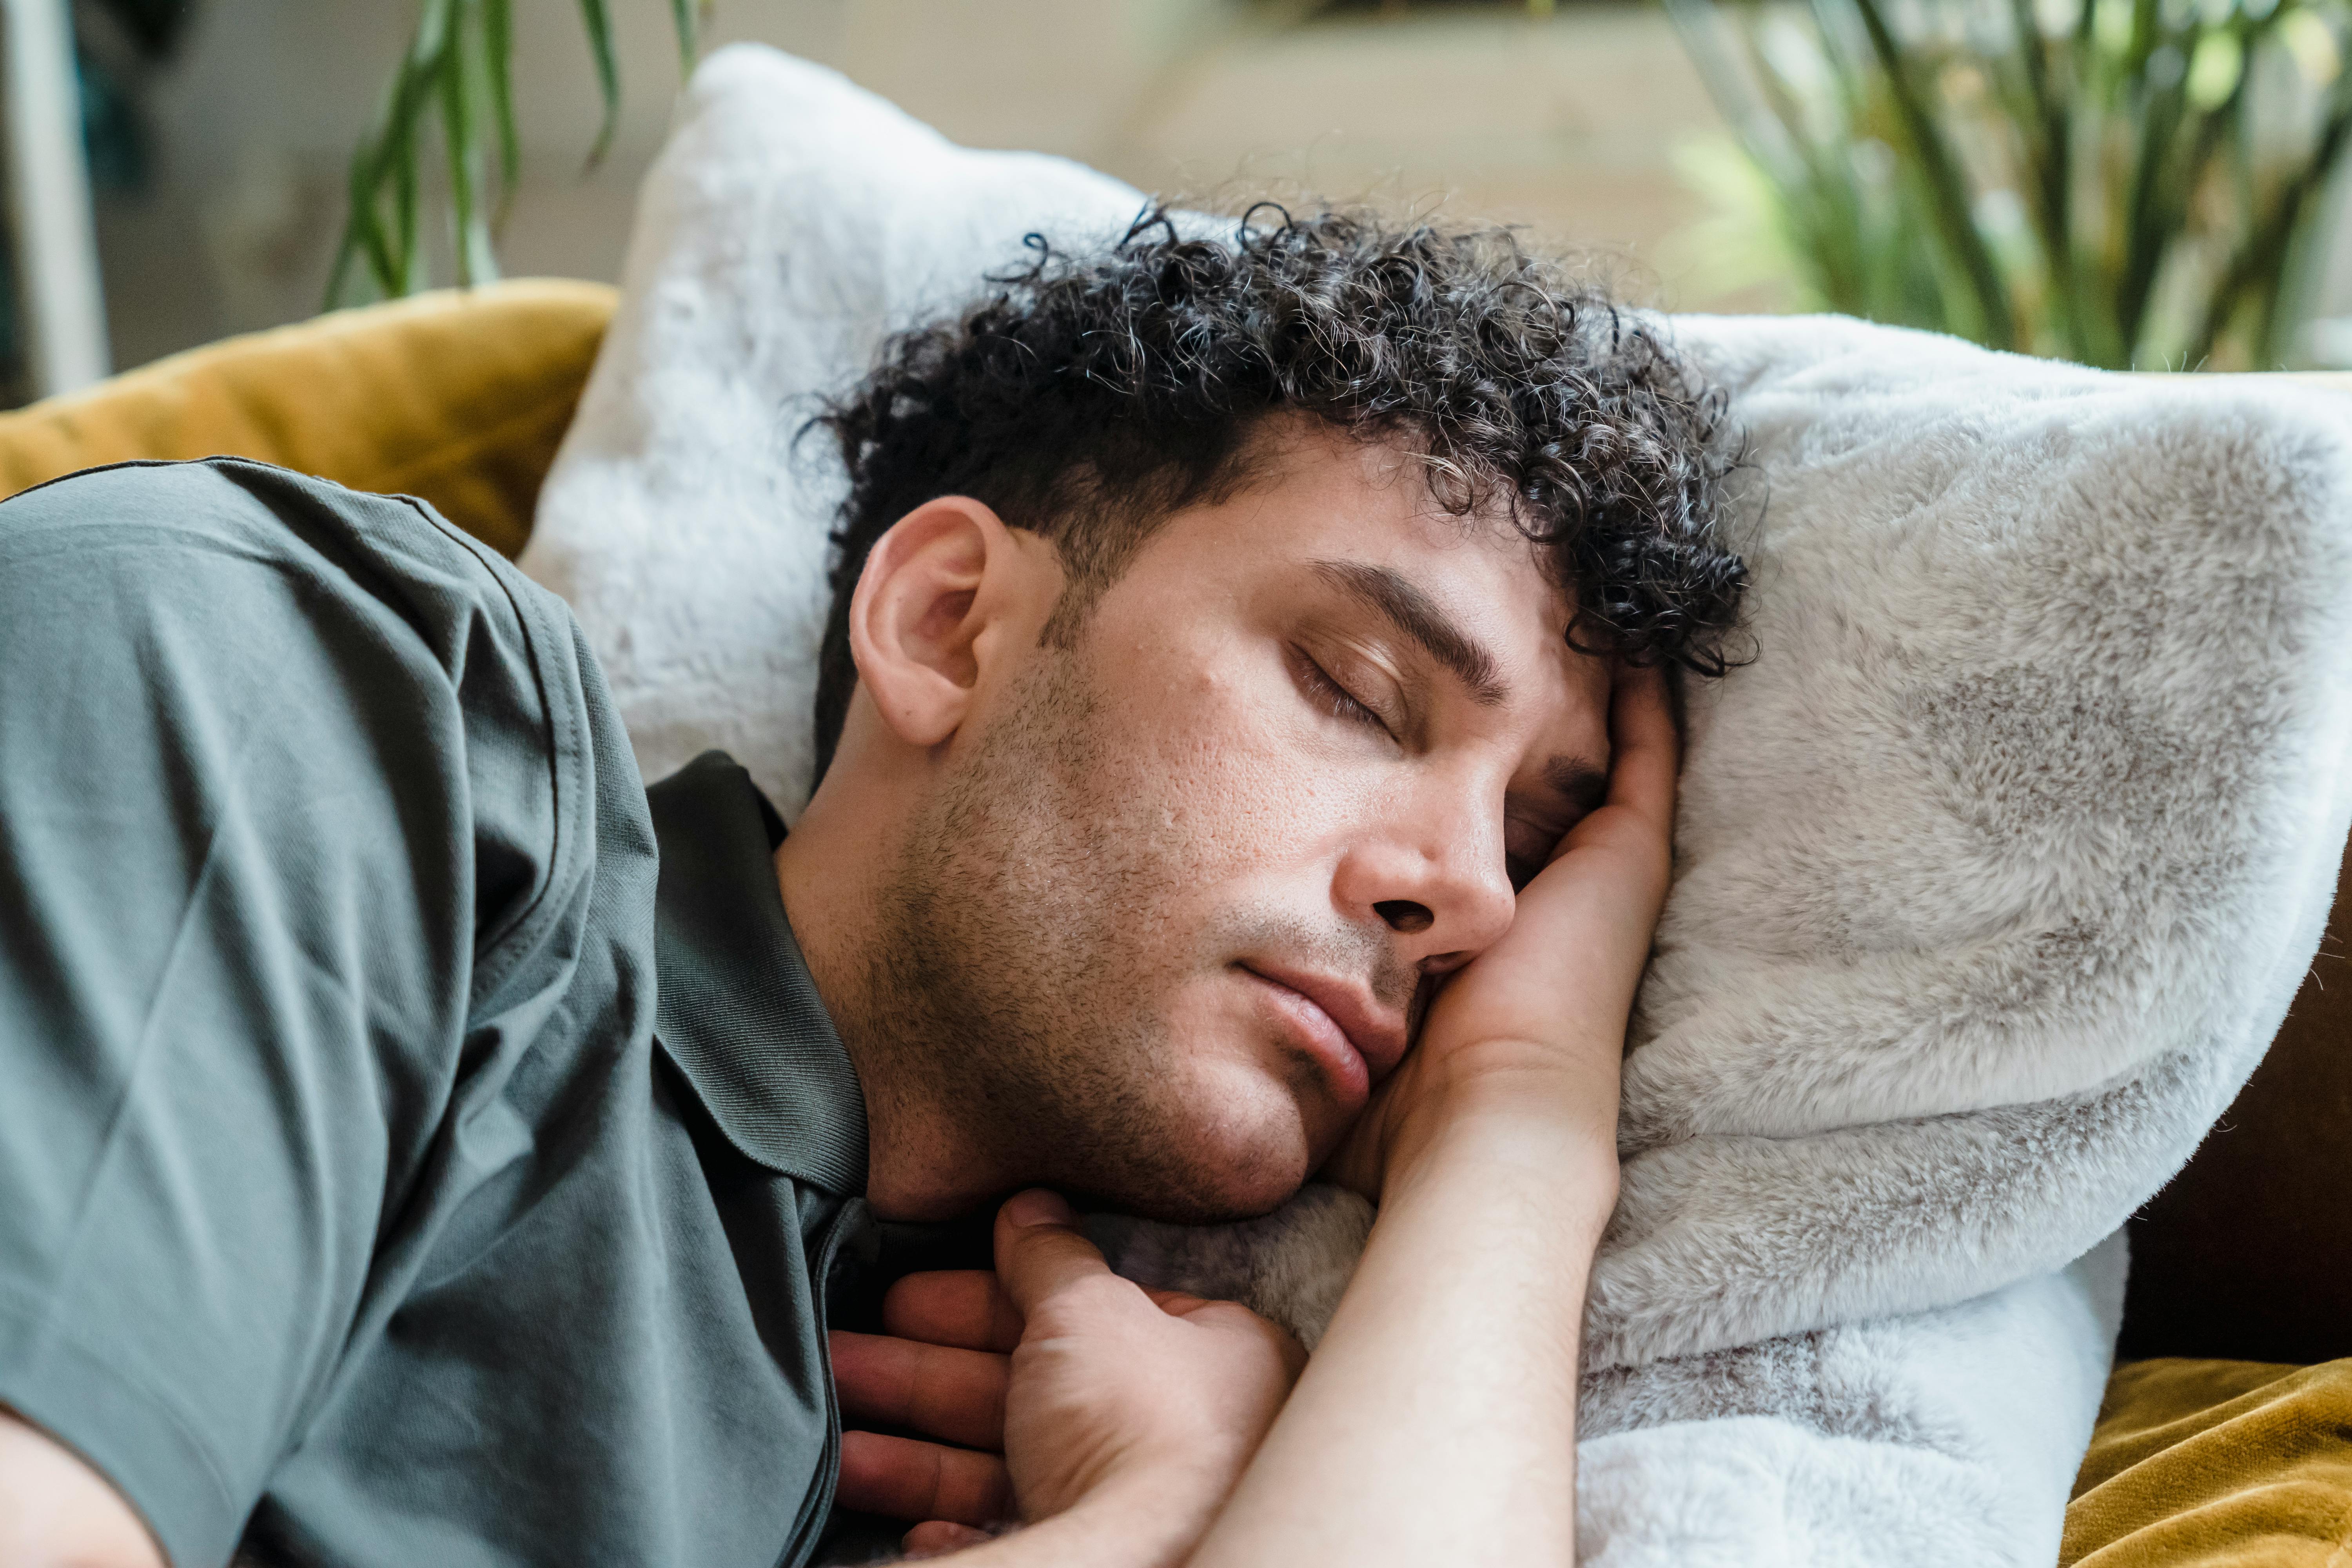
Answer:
[
  {"xmin": 1666, "ymin": 0, "xmax": 2352, "ymax": 368},
  {"xmin": 334, "ymin": 0, "xmax": 2350, "ymax": 370},
  {"xmin": 328, "ymin": 0, "xmax": 696, "ymax": 307}
]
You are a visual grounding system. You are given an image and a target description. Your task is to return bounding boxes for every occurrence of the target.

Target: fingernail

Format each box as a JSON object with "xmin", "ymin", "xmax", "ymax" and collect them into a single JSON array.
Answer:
[{"xmin": 1005, "ymin": 1189, "xmax": 1074, "ymax": 1228}]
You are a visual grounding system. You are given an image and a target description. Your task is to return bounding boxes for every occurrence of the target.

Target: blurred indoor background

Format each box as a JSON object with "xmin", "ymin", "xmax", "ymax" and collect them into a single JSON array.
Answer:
[{"xmin": 6, "ymin": 0, "xmax": 2350, "ymax": 406}]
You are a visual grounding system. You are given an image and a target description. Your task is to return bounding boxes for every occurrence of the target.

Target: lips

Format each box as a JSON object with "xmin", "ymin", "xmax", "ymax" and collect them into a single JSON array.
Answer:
[{"xmin": 1240, "ymin": 960, "xmax": 1411, "ymax": 1087}]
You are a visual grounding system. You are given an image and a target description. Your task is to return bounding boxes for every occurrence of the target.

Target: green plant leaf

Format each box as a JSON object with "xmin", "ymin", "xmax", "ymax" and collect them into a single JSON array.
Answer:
[
  {"xmin": 2186, "ymin": 28, "xmax": 2244, "ymax": 105},
  {"xmin": 393, "ymin": 100, "xmax": 421, "ymax": 295},
  {"xmin": 327, "ymin": 130, "xmax": 386, "ymax": 309},
  {"xmin": 338, "ymin": 0, "xmax": 697, "ymax": 305},
  {"xmin": 1847, "ymin": 0, "xmax": 2020, "ymax": 347},
  {"xmin": 1750, "ymin": 0, "xmax": 2331, "ymax": 364},
  {"xmin": 440, "ymin": 0, "xmax": 500, "ymax": 287},
  {"xmin": 2281, "ymin": 8, "xmax": 2343, "ymax": 83},
  {"xmin": 483, "ymin": 0, "xmax": 521, "ymax": 227},
  {"xmin": 2191, "ymin": 90, "xmax": 2352, "ymax": 363},
  {"xmin": 332, "ymin": 0, "xmax": 443, "ymax": 306},
  {"xmin": 577, "ymin": 0, "xmax": 622, "ymax": 168}
]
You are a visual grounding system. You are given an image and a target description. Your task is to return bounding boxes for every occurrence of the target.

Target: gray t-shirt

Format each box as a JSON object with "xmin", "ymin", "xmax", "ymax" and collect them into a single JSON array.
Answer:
[{"xmin": 0, "ymin": 459, "xmax": 870, "ymax": 1567}]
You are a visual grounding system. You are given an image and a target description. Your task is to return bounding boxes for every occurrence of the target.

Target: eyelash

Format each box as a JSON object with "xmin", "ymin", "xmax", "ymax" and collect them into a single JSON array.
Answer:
[
  {"xmin": 1297, "ymin": 651, "xmax": 1388, "ymax": 734},
  {"xmin": 1295, "ymin": 646, "xmax": 1552, "ymax": 891}
]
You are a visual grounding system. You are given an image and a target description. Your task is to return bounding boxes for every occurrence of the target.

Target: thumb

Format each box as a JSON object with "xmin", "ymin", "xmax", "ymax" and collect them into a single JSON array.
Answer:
[{"xmin": 993, "ymin": 1189, "xmax": 1115, "ymax": 1322}]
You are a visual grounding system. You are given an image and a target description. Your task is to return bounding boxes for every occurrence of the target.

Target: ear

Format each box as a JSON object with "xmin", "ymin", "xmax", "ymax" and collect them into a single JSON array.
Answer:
[{"xmin": 847, "ymin": 497, "xmax": 1054, "ymax": 749}]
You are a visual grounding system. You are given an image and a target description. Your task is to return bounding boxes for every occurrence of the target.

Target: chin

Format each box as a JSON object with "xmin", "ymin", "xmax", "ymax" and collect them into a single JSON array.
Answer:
[
  {"xmin": 1188, "ymin": 1158, "xmax": 1313, "ymax": 1224},
  {"xmin": 1099, "ymin": 1169, "xmax": 1306, "ymax": 1226},
  {"xmin": 1101, "ymin": 1088, "xmax": 1324, "ymax": 1224}
]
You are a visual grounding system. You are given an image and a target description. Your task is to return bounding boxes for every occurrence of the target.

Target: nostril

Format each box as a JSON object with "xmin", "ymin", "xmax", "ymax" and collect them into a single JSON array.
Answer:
[{"xmin": 1375, "ymin": 900, "xmax": 1434, "ymax": 935}]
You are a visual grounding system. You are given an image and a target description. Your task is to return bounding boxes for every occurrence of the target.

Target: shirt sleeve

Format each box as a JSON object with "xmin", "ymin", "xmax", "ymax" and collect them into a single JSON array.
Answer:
[{"xmin": 0, "ymin": 460, "xmax": 563, "ymax": 1567}]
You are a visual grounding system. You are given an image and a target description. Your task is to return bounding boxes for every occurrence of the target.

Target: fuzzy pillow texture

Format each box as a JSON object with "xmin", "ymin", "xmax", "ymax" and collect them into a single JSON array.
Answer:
[
  {"xmin": 1591, "ymin": 316, "xmax": 2352, "ymax": 1366},
  {"xmin": 524, "ymin": 44, "xmax": 2352, "ymax": 1566}
]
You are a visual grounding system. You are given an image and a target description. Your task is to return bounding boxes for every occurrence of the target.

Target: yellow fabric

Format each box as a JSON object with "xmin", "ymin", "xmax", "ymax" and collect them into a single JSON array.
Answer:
[
  {"xmin": 2064, "ymin": 1359, "xmax": 2352, "ymax": 1567},
  {"xmin": 0, "ymin": 279, "xmax": 617, "ymax": 558}
]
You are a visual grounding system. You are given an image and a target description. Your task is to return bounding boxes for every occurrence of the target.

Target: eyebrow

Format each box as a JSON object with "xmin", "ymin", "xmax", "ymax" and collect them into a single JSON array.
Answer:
[{"xmin": 1309, "ymin": 559, "xmax": 1510, "ymax": 708}]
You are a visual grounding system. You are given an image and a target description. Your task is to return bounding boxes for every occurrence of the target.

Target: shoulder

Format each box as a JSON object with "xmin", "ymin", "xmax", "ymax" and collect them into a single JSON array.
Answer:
[
  {"xmin": 0, "ymin": 457, "xmax": 648, "ymax": 1003},
  {"xmin": 0, "ymin": 457, "xmax": 571, "ymax": 677},
  {"xmin": 0, "ymin": 457, "xmax": 595, "ymax": 823}
]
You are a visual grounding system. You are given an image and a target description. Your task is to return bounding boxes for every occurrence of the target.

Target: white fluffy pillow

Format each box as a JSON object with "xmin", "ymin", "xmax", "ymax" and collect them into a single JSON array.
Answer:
[
  {"xmin": 526, "ymin": 45, "xmax": 2352, "ymax": 1379},
  {"xmin": 525, "ymin": 47, "xmax": 1146, "ymax": 811}
]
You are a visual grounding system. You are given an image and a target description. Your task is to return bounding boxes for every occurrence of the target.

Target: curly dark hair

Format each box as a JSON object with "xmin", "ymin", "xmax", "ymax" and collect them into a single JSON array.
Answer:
[{"xmin": 809, "ymin": 206, "xmax": 1746, "ymax": 779}]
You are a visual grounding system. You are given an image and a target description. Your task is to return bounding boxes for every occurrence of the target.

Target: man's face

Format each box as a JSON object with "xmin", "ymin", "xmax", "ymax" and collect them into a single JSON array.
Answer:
[{"xmin": 873, "ymin": 426, "xmax": 1613, "ymax": 1221}]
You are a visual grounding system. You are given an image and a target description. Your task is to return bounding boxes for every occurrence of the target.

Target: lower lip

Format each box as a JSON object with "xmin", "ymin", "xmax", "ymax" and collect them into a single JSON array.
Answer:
[{"xmin": 1240, "ymin": 967, "xmax": 1371, "ymax": 1109}]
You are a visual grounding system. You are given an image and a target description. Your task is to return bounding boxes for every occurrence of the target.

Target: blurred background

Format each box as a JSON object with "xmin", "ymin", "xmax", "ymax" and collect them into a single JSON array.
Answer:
[{"xmin": 4, "ymin": 0, "xmax": 2348, "ymax": 408}]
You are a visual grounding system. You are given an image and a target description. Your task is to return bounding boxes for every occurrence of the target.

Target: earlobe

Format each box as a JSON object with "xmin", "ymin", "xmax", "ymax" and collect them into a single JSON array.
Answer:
[{"xmin": 846, "ymin": 497, "xmax": 1020, "ymax": 750}]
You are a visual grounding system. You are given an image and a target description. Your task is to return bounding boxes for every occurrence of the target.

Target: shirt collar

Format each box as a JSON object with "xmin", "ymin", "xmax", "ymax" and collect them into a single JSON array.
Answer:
[{"xmin": 647, "ymin": 751, "xmax": 868, "ymax": 1194}]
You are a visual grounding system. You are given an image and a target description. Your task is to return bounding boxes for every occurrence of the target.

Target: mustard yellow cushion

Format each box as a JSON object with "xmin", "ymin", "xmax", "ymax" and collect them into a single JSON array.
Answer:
[
  {"xmin": 0, "ymin": 279, "xmax": 616, "ymax": 558},
  {"xmin": 2064, "ymin": 1358, "xmax": 2352, "ymax": 1566}
]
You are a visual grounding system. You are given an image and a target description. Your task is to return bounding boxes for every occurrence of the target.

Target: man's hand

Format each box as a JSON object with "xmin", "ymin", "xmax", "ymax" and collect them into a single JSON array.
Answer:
[
  {"xmin": 833, "ymin": 1264, "xmax": 1021, "ymax": 1555},
  {"xmin": 1327, "ymin": 659, "xmax": 1676, "ymax": 1198},
  {"xmin": 831, "ymin": 1190, "xmax": 1304, "ymax": 1563}
]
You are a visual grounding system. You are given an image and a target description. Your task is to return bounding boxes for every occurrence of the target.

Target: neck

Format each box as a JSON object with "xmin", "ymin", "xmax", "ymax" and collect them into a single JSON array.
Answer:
[{"xmin": 773, "ymin": 787, "xmax": 1018, "ymax": 1223}]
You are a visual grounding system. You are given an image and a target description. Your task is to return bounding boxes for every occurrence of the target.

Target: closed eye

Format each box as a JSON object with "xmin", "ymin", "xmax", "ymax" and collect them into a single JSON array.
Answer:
[
  {"xmin": 1293, "ymin": 647, "xmax": 1390, "ymax": 735},
  {"xmin": 1506, "ymin": 816, "xmax": 1577, "ymax": 892},
  {"xmin": 1504, "ymin": 831, "xmax": 1553, "ymax": 892}
]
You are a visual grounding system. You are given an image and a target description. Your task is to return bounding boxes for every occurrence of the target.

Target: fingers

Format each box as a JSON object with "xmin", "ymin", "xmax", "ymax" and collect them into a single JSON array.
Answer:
[
  {"xmin": 886, "ymin": 1269, "xmax": 1024, "ymax": 1353},
  {"xmin": 1605, "ymin": 661, "xmax": 1679, "ymax": 830},
  {"xmin": 991, "ymin": 1190, "xmax": 1118, "ymax": 1321},
  {"xmin": 1145, "ymin": 1292, "xmax": 1311, "ymax": 1382},
  {"xmin": 835, "ymin": 1430, "xmax": 1012, "ymax": 1527},
  {"xmin": 1140, "ymin": 1286, "xmax": 1211, "ymax": 1315},
  {"xmin": 830, "ymin": 1330, "xmax": 1008, "ymax": 1451}
]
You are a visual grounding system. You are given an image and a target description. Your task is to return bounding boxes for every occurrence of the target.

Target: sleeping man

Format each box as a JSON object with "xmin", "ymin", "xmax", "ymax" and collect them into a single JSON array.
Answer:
[{"xmin": 0, "ymin": 210, "xmax": 1744, "ymax": 1567}]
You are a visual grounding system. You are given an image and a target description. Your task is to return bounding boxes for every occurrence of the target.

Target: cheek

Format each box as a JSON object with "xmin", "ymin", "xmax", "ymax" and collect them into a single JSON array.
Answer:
[{"xmin": 1092, "ymin": 636, "xmax": 1361, "ymax": 881}]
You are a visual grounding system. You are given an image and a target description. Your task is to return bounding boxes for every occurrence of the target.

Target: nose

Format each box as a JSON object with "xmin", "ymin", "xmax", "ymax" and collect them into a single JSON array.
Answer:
[{"xmin": 1334, "ymin": 779, "xmax": 1519, "ymax": 975}]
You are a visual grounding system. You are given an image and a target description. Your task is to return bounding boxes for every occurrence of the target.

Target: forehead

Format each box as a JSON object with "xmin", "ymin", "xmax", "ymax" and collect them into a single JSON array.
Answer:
[
  {"xmin": 1176, "ymin": 422, "xmax": 1576, "ymax": 650},
  {"xmin": 1131, "ymin": 420, "xmax": 1612, "ymax": 745}
]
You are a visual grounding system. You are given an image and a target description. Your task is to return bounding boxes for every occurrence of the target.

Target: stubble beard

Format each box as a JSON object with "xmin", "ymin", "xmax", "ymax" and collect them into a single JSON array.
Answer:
[{"xmin": 853, "ymin": 641, "xmax": 1290, "ymax": 1221}]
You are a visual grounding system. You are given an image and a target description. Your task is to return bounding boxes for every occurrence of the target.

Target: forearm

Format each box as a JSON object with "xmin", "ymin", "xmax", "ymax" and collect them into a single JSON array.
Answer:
[{"xmin": 1187, "ymin": 1075, "xmax": 1616, "ymax": 1567}]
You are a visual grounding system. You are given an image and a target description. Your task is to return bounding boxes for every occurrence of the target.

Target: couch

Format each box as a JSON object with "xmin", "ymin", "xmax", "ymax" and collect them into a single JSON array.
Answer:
[{"xmin": 5, "ymin": 278, "xmax": 2350, "ymax": 1568}]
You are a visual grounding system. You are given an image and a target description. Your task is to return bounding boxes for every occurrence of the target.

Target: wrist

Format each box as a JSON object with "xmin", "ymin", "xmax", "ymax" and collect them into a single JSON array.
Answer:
[
  {"xmin": 1378, "ymin": 1053, "xmax": 1621, "ymax": 1211},
  {"xmin": 1044, "ymin": 1471, "xmax": 1225, "ymax": 1568}
]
